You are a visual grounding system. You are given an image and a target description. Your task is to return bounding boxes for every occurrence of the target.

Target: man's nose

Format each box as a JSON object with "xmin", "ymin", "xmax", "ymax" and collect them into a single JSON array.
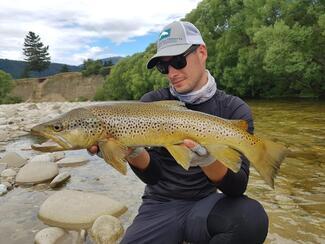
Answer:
[{"xmin": 168, "ymin": 65, "xmax": 179, "ymax": 78}]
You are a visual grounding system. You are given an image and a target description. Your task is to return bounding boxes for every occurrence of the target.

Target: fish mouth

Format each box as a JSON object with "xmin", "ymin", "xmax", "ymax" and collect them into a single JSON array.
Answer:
[{"xmin": 31, "ymin": 127, "xmax": 73, "ymax": 152}]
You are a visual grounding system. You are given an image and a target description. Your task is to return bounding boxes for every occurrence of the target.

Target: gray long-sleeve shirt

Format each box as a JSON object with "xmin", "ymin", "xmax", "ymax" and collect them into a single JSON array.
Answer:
[{"xmin": 130, "ymin": 87, "xmax": 254, "ymax": 200}]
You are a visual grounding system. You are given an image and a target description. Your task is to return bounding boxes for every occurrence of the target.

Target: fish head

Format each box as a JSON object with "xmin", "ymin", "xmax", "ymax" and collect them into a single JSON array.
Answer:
[{"xmin": 31, "ymin": 107, "xmax": 104, "ymax": 152}]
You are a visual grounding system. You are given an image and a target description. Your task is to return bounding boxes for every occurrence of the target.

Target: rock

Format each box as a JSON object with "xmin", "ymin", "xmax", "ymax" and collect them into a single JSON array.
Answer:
[
  {"xmin": 56, "ymin": 157, "xmax": 89, "ymax": 167},
  {"xmin": 51, "ymin": 152, "xmax": 65, "ymax": 162},
  {"xmin": 1, "ymin": 168, "xmax": 17, "ymax": 178},
  {"xmin": 0, "ymin": 145, "xmax": 5, "ymax": 152},
  {"xmin": 0, "ymin": 184, "xmax": 7, "ymax": 196},
  {"xmin": 38, "ymin": 190, "xmax": 127, "ymax": 230},
  {"xmin": 50, "ymin": 172, "xmax": 71, "ymax": 188},
  {"xmin": 0, "ymin": 152, "xmax": 27, "ymax": 168},
  {"xmin": 34, "ymin": 227, "xmax": 67, "ymax": 244},
  {"xmin": 16, "ymin": 161, "xmax": 59, "ymax": 185},
  {"xmin": 90, "ymin": 215, "xmax": 124, "ymax": 244},
  {"xmin": 29, "ymin": 154, "xmax": 54, "ymax": 163},
  {"xmin": 0, "ymin": 163, "xmax": 7, "ymax": 174},
  {"xmin": 1, "ymin": 181, "xmax": 13, "ymax": 191}
]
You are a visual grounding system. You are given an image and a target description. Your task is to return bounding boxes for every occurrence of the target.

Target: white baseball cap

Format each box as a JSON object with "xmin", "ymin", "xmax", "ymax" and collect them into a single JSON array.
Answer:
[{"xmin": 147, "ymin": 21, "xmax": 205, "ymax": 69}]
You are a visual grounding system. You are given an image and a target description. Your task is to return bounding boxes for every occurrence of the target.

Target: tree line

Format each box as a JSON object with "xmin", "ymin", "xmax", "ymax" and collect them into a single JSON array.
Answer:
[{"xmin": 96, "ymin": 0, "xmax": 324, "ymax": 100}]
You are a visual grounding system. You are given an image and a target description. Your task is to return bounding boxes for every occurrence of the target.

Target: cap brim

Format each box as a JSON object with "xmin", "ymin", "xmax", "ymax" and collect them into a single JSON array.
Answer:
[{"xmin": 147, "ymin": 44, "xmax": 192, "ymax": 69}]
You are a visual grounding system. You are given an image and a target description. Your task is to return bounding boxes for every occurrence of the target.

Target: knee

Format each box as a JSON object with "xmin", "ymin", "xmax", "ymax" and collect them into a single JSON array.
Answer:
[{"xmin": 240, "ymin": 198, "xmax": 269, "ymax": 243}]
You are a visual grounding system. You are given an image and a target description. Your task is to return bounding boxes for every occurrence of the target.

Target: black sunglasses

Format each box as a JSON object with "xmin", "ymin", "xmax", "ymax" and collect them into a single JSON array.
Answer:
[{"xmin": 156, "ymin": 45, "xmax": 200, "ymax": 74}]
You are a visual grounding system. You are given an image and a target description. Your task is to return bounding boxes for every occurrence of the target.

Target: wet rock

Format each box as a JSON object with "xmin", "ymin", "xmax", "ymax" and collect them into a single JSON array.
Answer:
[
  {"xmin": 90, "ymin": 215, "xmax": 124, "ymax": 244},
  {"xmin": 0, "ymin": 152, "xmax": 27, "ymax": 168},
  {"xmin": 16, "ymin": 161, "xmax": 59, "ymax": 185},
  {"xmin": 56, "ymin": 157, "xmax": 89, "ymax": 167},
  {"xmin": 34, "ymin": 227, "xmax": 67, "ymax": 244},
  {"xmin": 1, "ymin": 168, "xmax": 17, "ymax": 178},
  {"xmin": 50, "ymin": 172, "xmax": 71, "ymax": 188},
  {"xmin": 0, "ymin": 184, "xmax": 7, "ymax": 196},
  {"xmin": 38, "ymin": 190, "xmax": 127, "ymax": 230}
]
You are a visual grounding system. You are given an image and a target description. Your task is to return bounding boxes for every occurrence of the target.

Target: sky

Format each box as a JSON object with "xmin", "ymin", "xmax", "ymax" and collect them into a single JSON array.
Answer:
[{"xmin": 0, "ymin": 0, "xmax": 202, "ymax": 65}]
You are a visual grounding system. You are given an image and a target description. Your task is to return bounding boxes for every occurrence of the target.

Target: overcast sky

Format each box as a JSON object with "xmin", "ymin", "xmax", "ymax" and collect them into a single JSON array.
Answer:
[{"xmin": 0, "ymin": 0, "xmax": 202, "ymax": 65}]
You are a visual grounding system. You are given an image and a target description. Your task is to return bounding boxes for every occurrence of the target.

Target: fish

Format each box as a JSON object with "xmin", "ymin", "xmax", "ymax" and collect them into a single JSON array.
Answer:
[{"xmin": 30, "ymin": 101, "xmax": 288, "ymax": 188}]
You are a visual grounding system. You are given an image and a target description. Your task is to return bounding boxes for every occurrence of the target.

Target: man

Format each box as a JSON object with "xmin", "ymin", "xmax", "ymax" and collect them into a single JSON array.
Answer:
[{"xmin": 89, "ymin": 21, "xmax": 268, "ymax": 243}]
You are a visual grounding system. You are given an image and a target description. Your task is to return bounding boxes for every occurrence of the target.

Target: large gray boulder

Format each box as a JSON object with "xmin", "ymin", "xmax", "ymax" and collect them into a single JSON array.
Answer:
[
  {"xmin": 38, "ymin": 190, "xmax": 127, "ymax": 230},
  {"xmin": 16, "ymin": 161, "xmax": 59, "ymax": 185}
]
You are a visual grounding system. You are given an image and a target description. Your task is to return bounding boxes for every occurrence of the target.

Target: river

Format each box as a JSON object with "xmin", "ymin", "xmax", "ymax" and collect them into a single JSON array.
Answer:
[{"xmin": 0, "ymin": 99, "xmax": 324, "ymax": 243}]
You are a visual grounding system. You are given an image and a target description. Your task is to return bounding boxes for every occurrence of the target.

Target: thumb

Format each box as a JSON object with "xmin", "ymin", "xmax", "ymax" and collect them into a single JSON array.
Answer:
[{"xmin": 183, "ymin": 139, "xmax": 207, "ymax": 156}]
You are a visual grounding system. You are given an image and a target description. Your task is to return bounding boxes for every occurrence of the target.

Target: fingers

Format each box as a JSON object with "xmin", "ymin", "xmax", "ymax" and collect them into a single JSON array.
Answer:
[{"xmin": 183, "ymin": 139, "xmax": 207, "ymax": 156}]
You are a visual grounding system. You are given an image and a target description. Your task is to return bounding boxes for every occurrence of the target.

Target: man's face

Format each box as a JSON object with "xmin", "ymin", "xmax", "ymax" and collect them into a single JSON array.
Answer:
[{"xmin": 160, "ymin": 45, "xmax": 208, "ymax": 94}]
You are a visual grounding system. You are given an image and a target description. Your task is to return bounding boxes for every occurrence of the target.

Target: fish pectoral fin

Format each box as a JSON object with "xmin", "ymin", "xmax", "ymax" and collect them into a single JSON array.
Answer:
[
  {"xmin": 98, "ymin": 139, "xmax": 128, "ymax": 175},
  {"xmin": 228, "ymin": 119, "xmax": 248, "ymax": 131},
  {"xmin": 165, "ymin": 144, "xmax": 192, "ymax": 170},
  {"xmin": 205, "ymin": 144, "xmax": 242, "ymax": 173}
]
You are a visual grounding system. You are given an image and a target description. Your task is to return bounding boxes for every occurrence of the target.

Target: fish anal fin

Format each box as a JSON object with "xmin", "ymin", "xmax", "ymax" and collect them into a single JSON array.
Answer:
[
  {"xmin": 229, "ymin": 120, "xmax": 248, "ymax": 131},
  {"xmin": 205, "ymin": 144, "xmax": 242, "ymax": 173},
  {"xmin": 98, "ymin": 138, "xmax": 128, "ymax": 175},
  {"xmin": 165, "ymin": 145, "xmax": 192, "ymax": 170}
]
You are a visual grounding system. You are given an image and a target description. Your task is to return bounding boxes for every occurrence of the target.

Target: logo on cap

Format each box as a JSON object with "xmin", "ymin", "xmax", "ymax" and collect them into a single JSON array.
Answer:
[{"xmin": 159, "ymin": 29, "xmax": 171, "ymax": 41}]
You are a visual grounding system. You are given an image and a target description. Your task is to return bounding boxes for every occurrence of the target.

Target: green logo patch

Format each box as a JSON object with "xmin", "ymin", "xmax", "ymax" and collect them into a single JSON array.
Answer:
[{"xmin": 159, "ymin": 28, "xmax": 171, "ymax": 41}]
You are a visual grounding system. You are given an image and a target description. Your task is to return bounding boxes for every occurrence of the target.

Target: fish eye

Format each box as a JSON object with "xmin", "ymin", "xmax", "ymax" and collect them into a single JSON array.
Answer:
[{"xmin": 52, "ymin": 123, "xmax": 63, "ymax": 132}]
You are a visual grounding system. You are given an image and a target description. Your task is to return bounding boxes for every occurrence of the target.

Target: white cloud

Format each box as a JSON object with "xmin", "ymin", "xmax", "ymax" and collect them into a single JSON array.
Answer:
[{"xmin": 0, "ymin": 0, "xmax": 202, "ymax": 65}]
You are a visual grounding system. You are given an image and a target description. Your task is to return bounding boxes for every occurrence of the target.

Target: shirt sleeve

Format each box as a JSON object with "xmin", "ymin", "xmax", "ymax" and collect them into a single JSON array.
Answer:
[{"xmin": 216, "ymin": 98, "xmax": 254, "ymax": 196}]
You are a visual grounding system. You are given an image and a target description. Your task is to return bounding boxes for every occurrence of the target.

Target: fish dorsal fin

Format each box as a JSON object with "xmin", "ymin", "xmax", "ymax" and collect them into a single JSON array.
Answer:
[
  {"xmin": 151, "ymin": 100, "xmax": 187, "ymax": 110},
  {"xmin": 165, "ymin": 144, "xmax": 192, "ymax": 170},
  {"xmin": 229, "ymin": 120, "xmax": 248, "ymax": 131},
  {"xmin": 98, "ymin": 138, "xmax": 128, "ymax": 175},
  {"xmin": 205, "ymin": 144, "xmax": 242, "ymax": 173}
]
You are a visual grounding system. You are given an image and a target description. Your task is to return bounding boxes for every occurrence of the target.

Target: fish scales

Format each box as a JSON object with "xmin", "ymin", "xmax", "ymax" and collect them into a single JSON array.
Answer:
[{"xmin": 31, "ymin": 101, "xmax": 288, "ymax": 188}]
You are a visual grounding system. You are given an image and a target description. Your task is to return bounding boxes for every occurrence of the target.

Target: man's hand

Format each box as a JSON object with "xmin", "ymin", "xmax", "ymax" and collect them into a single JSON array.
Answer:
[{"xmin": 182, "ymin": 139, "xmax": 216, "ymax": 167}]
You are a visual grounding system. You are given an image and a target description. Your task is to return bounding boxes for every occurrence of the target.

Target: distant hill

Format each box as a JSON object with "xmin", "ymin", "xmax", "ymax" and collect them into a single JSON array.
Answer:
[{"xmin": 0, "ymin": 56, "xmax": 122, "ymax": 79}]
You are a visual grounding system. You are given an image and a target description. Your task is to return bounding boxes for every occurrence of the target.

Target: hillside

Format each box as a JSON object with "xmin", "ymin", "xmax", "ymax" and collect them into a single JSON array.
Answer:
[
  {"xmin": 10, "ymin": 72, "xmax": 105, "ymax": 102},
  {"xmin": 0, "ymin": 57, "xmax": 122, "ymax": 79}
]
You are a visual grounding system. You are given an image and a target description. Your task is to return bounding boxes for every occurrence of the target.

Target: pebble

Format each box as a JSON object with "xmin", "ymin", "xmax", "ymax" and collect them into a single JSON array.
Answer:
[
  {"xmin": 0, "ymin": 184, "xmax": 7, "ymax": 196},
  {"xmin": 56, "ymin": 156, "xmax": 89, "ymax": 167},
  {"xmin": 34, "ymin": 227, "xmax": 67, "ymax": 244},
  {"xmin": 1, "ymin": 168, "xmax": 17, "ymax": 178},
  {"xmin": 91, "ymin": 215, "xmax": 124, "ymax": 244},
  {"xmin": 0, "ymin": 163, "xmax": 7, "ymax": 174},
  {"xmin": 16, "ymin": 161, "xmax": 59, "ymax": 185},
  {"xmin": 0, "ymin": 152, "xmax": 27, "ymax": 168},
  {"xmin": 49, "ymin": 172, "xmax": 71, "ymax": 188}
]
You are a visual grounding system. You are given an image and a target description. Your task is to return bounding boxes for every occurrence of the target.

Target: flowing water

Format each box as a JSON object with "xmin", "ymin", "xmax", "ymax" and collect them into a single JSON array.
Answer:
[{"xmin": 0, "ymin": 99, "xmax": 324, "ymax": 243}]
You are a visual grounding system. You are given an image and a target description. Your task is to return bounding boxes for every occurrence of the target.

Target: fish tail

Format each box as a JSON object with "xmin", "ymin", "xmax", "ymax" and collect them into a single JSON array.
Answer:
[{"xmin": 252, "ymin": 139, "xmax": 289, "ymax": 188}]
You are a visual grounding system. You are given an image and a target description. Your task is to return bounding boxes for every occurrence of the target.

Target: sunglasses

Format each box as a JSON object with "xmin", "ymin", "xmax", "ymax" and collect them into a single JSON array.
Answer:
[{"xmin": 156, "ymin": 45, "xmax": 200, "ymax": 74}]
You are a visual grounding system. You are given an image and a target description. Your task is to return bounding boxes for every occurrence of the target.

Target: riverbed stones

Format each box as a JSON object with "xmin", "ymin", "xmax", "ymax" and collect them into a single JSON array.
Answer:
[
  {"xmin": 16, "ymin": 161, "xmax": 59, "ymax": 185},
  {"xmin": 90, "ymin": 215, "xmax": 124, "ymax": 244},
  {"xmin": 56, "ymin": 156, "xmax": 89, "ymax": 167},
  {"xmin": 0, "ymin": 184, "xmax": 7, "ymax": 196},
  {"xmin": 38, "ymin": 190, "xmax": 127, "ymax": 230},
  {"xmin": 0, "ymin": 152, "xmax": 27, "ymax": 168},
  {"xmin": 1, "ymin": 168, "xmax": 17, "ymax": 178},
  {"xmin": 29, "ymin": 154, "xmax": 54, "ymax": 163},
  {"xmin": 34, "ymin": 227, "xmax": 67, "ymax": 244},
  {"xmin": 0, "ymin": 163, "xmax": 7, "ymax": 174},
  {"xmin": 49, "ymin": 172, "xmax": 71, "ymax": 188}
]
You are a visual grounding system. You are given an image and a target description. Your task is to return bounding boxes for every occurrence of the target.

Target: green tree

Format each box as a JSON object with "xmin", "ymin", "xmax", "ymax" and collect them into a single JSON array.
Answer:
[
  {"xmin": 23, "ymin": 31, "xmax": 51, "ymax": 73},
  {"xmin": 0, "ymin": 70, "xmax": 15, "ymax": 104},
  {"xmin": 60, "ymin": 64, "xmax": 69, "ymax": 73},
  {"xmin": 81, "ymin": 59, "xmax": 103, "ymax": 77}
]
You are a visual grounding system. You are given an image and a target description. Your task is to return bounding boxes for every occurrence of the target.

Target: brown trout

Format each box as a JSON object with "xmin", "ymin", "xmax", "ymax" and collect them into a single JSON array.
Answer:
[{"xmin": 31, "ymin": 101, "xmax": 288, "ymax": 188}]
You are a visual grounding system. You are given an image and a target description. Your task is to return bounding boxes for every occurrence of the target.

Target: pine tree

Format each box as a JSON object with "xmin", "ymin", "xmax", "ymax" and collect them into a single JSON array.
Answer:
[{"xmin": 23, "ymin": 31, "xmax": 51, "ymax": 73}]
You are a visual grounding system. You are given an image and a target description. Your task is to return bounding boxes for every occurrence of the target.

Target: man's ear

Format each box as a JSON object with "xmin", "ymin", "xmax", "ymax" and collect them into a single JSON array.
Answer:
[{"xmin": 198, "ymin": 45, "xmax": 208, "ymax": 63}]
